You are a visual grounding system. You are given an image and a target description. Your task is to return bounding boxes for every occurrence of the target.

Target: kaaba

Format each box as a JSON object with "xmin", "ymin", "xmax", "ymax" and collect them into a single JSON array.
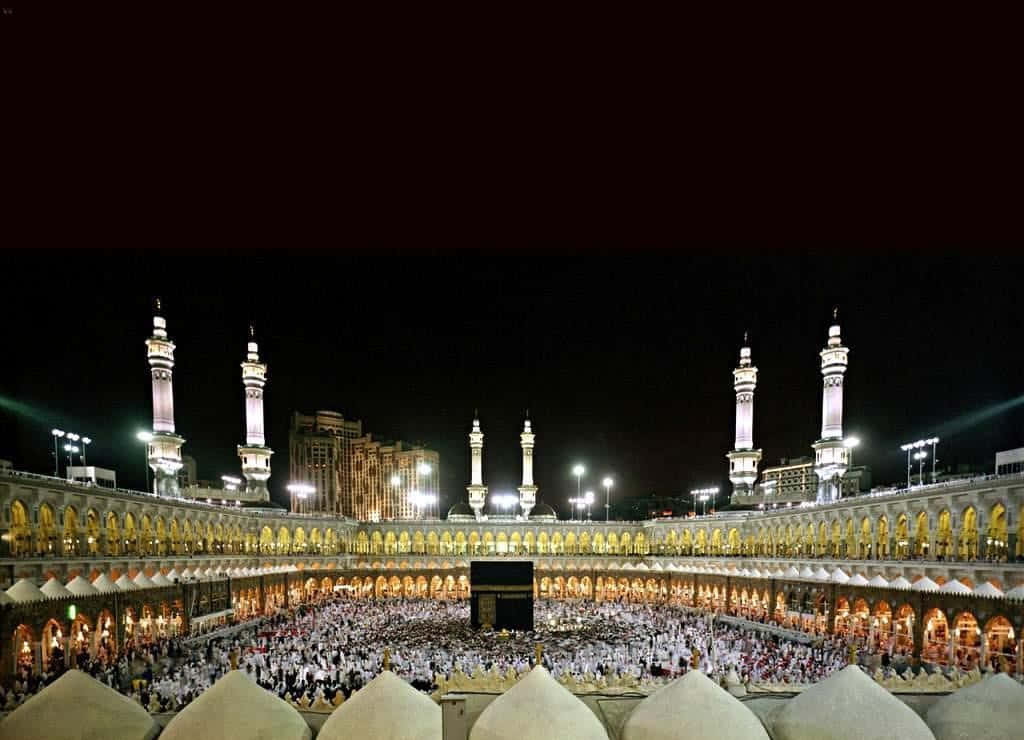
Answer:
[{"xmin": 470, "ymin": 561, "xmax": 534, "ymax": 631}]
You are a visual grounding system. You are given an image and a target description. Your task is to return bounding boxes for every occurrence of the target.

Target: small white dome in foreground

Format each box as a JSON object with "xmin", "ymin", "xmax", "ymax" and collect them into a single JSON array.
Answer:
[
  {"xmin": 772, "ymin": 665, "xmax": 934, "ymax": 740},
  {"xmin": 926, "ymin": 673, "xmax": 1024, "ymax": 740},
  {"xmin": 319, "ymin": 670, "xmax": 440, "ymax": 740},
  {"xmin": 470, "ymin": 666, "xmax": 606, "ymax": 740},
  {"xmin": 622, "ymin": 670, "xmax": 768, "ymax": 740}
]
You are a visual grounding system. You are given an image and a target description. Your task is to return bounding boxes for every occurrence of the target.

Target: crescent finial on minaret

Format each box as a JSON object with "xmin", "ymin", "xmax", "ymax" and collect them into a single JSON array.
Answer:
[
  {"xmin": 525, "ymin": 407, "xmax": 530, "ymax": 420},
  {"xmin": 743, "ymin": 330, "xmax": 748, "ymax": 345},
  {"xmin": 155, "ymin": 297, "xmax": 162, "ymax": 313},
  {"xmin": 833, "ymin": 305, "xmax": 839, "ymax": 321},
  {"xmin": 249, "ymin": 323, "xmax": 255, "ymax": 338}
]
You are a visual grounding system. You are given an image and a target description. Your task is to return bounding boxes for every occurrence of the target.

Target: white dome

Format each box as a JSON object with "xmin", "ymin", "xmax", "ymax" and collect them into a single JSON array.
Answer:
[
  {"xmin": 939, "ymin": 579, "xmax": 972, "ymax": 595},
  {"xmin": 973, "ymin": 581, "xmax": 1004, "ymax": 598},
  {"xmin": 848, "ymin": 574, "xmax": 869, "ymax": 586},
  {"xmin": 66, "ymin": 575, "xmax": 99, "ymax": 596},
  {"xmin": 867, "ymin": 575, "xmax": 889, "ymax": 588},
  {"xmin": 830, "ymin": 569, "xmax": 850, "ymax": 584},
  {"xmin": 319, "ymin": 670, "xmax": 440, "ymax": 740},
  {"xmin": 166, "ymin": 568, "xmax": 181, "ymax": 581},
  {"xmin": 926, "ymin": 673, "xmax": 1024, "ymax": 740},
  {"xmin": 784, "ymin": 566, "xmax": 800, "ymax": 578},
  {"xmin": 40, "ymin": 577, "xmax": 74, "ymax": 599},
  {"xmin": 151, "ymin": 572, "xmax": 173, "ymax": 587},
  {"xmin": 470, "ymin": 666, "xmax": 606, "ymax": 740},
  {"xmin": 91, "ymin": 573, "xmax": 119, "ymax": 592},
  {"xmin": 6, "ymin": 578, "xmax": 46, "ymax": 603},
  {"xmin": 160, "ymin": 670, "xmax": 309, "ymax": 740},
  {"xmin": 0, "ymin": 669, "xmax": 159, "ymax": 740},
  {"xmin": 798, "ymin": 566, "xmax": 815, "ymax": 579},
  {"xmin": 622, "ymin": 670, "xmax": 768, "ymax": 740},
  {"xmin": 772, "ymin": 665, "xmax": 933, "ymax": 740},
  {"xmin": 0, "ymin": 591, "xmax": 14, "ymax": 605},
  {"xmin": 133, "ymin": 572, "xmax": 155, "ymax": 589},
  {"xmin": 1004, "ymin": 584, "xmax": 1024, "ymax": 600},
  {"xmin": 911, "ymin": 576, "xmax": 941, "ymax": 592},
  {"xmin": 889, "ymin": 576, "xmax": 912, "ymax": 590}
]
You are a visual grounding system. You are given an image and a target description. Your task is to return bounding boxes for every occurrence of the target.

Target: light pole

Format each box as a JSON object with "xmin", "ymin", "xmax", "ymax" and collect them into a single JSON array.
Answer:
[
  {"xmin": 603, "ymin": 477, "xmax": 613, "ymax": 522},
  {"xmin": 900, "ymin": 443, "xmax": 913, "ymax": 489},
  {"xmin": 51, "ymin": 429, "xmax": 65, "ymax": 477},
  {"xmin": 81, "ymin": 437, "xmax": 91, "ymax": 467},
  {"xmin": 690, "ymin": 487, "xmax": 719, "ymax": 517},
  {"xmin": 66, "ymin": 433, "xmax": 80, "ymax": 473},
  {"xmin": 63, "ymin": 443, "xmax": 79, "ymax": 477},
  {"xmin": 287, "ymin": 482, "xmax": 316, "ymax": 515},
  {"xmin": 914, "ymin": 450, "xmax": 928, "ymax": 486},
  {"xmin": 418, "ymin": 462, "xmax": 434, "ymax": 518},
  {"xmin": 902, "ymin": 437, "xmax": 938, "ymax": 488},
  {"xmin": 137, "ymin": 431, "xmax": 153, "ymax": 493},
  {"xmin": 927, "ymin": 437, "xmax": 939, "ymax": 483},
  {"xmin": 584, "ymin": 490, "xmax": 594, "ymax": 520}
]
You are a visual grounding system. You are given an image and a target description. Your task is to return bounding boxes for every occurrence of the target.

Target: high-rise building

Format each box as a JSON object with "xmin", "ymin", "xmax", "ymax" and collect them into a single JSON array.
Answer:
[
  {"xmin": 288, "ymin": 411, "xmax": 440, "ymax": 519},
  {"xmin": 288, "ymin": 411, "xmax": 363, "ymax": 515},
  {"xmin": 349, "ymin": 436, "xmax": 439, "ymax": 521}
]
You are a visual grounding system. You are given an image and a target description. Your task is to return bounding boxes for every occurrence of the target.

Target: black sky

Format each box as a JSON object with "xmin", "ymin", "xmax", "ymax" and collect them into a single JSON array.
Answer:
[{"xmin": 2, "ymin": 250, "xmax": 1022, "ymax": 516}]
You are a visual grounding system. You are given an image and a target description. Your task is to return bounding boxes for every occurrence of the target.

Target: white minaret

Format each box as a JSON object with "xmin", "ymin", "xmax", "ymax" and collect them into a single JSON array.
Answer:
[
  {"xmin": 517, "ymin": 415, "xmax": 538, "ymax": 518},
  {"xmin": 812, "ymin": 309, "xmax": 851, "ymax": 504},
  {"xmin": 237, "ymin": 325, "xmax": 273, "ymax": 501},
  {"xmin": 144, "ymin": 299, "xmax": 185, "ymax": 497},
  {"xmin": 726, "ymin": 334, "xmax": 761, "ymax": 499},
  {"xmin": 466, "ymin": 413, "xmax": 488, "ymax": 520}
]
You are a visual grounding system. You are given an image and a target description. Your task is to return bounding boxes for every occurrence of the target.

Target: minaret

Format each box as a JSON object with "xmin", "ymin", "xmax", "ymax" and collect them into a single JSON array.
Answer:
[
  {"xmin": 144, "ymin": 299, "xmax": 185, "ymax": 497},
  {"xmin": 237, "ymin": 325, "xmax": 273, "ymax": 501},
  {"xmin": 517, "ymin": 414, "xmax": 538, "ymax": 518},
  {"xmin": 812, "ymin": 309, "xmax": 850, "ymax": 504},
  {"xmin": 466, "ymin": 413, "xmax": 488, "ymax": 520},
  {"xmin": 726, "ymin": 334, "xmax": 762, "ymax": 500}
]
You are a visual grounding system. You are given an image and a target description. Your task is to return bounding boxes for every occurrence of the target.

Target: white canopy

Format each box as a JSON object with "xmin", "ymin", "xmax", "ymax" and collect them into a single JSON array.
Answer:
[
  {"xmin": 798, "ymin": 566, "xmax": 815, "ymax": 579},
  {"xmin": 181, "ymin": 567, "xmax": 195, "ymax": 579},
  {"xmin": 784, "ymin": 566, "xmax": 800, "ymax": 578},
  {"xmin": 40, "ymin": 577, "xmax": 74, "ymax": 599},
  {"xmin": 867, "ymin": 575, "xmax": 889, "ymax": 588},
  {"xmin": 939, "ymin": 579, "xmax": 972, "ymax": 595},
  {"xmin": 0, "ymin": 591, "xmax": 14, "ymax": 605},
  {"xmin": 92, "ymin": 573, "xmax": 118, "ymax": 592},
  {"xmin": 1003, "ymin": 584, "xmax": 1024, "ymax": 600},
  {"xmin": 66, "ymin": 575, "xmax": 100, "ymax": 596},
  {"xmin": 888, "ymin": 576, "xmax": 912, "ymax": 590},
  {"xmin": 151, "ymin": 572, "xmax": 173, "ymax": 587},
  {"xmin": 972, "ymin": 581, "xmax": 1003, "ymax": 598},
  {"xmin": 848, "ymin": 574, "xmax": 870, "ymax": 586},
  {"xmin": 911, "ymin": 576, "xmax": 941, "ymax": 592},
  {"xmin": 115, "ymin": 574, "xmax": 138, "ymax": 591},
  {"xmin": 0, "ymin": 669, "xmax": 159, "ymax": 740},
  {"xmin": 166, "ymin": 568, "xmax": 181, "ymax": 581},
  {"xmin": 6, "ymin": 578, "xmax": 46, "ymax": 603},
  {"xmin": 830, "ymin": 568, "xmax": 850, "ymax": 583},
  {"xmin": 133, "ymin": 572, "xmax": 155, "ymax": 589},
  {"xmin": 812, "ymin": 567, "xmax": 830, "ymax": 581}
]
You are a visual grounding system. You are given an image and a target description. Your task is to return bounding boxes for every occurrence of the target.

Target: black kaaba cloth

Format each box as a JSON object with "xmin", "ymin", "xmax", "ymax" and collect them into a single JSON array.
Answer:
[{"xmin": 470, "ymin": 561, "xmax": 534, "ymax": 631}]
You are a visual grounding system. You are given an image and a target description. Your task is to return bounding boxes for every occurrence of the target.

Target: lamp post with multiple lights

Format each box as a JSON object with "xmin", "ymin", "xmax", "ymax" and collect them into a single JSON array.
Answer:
[
  {"xmin": 137, "ymin": 431, "xmax": 153, "ymax": 492},
  {"xmin": 901, "ymin": 437, "xmax": 939, "ymax": 487},
  {"xmin": 602, "ymin": 477, "xmax": 613, "ymax": 522},
  {"xmin": 50, "ymin": 429, "xmax": 64, "ymax": 477},
  {"xmin": 287, "ymin": 482, "xmax": 315, "ymax": 515},
  {"xmin": 690, "ymin": 486, "xmax": 719, "ymax": 517}
]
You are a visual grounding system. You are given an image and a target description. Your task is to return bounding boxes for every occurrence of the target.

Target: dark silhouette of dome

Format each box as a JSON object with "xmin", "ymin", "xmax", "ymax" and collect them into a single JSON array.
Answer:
[
  {"xmin": 529, "ymin": 503, "xmax": 557, "ymax": 520},
  {"xmin": 447, "ymin": 502, "xmax": 475, "ymax": 520}
]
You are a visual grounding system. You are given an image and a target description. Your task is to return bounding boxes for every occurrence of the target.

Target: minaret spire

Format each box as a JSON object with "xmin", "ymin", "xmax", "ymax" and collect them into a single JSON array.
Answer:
[
  {"xmin": 726, "ymin": 334, "xmax": 761, "ymax": 501},
  {"xmin": 467, "ymin": 415, "xmax": 487, "ymax": 520},
  {"xmin": 812, "ymin": 311, "xmax": 851, "ymax": 503},
  {"xmin": 518, "ymin": 416, "xmax": 538, "ymax": 518},
  {"xmin": 144, "ymin": 300, "xmax": 185, "ymax": 496},
  {"xmin": 238, "ymin": 325, "xmax": 273, "ymax": 501}
]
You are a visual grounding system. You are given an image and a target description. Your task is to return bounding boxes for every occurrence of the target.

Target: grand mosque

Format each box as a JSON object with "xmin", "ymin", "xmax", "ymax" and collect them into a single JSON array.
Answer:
[{"xmin": 1, "ymin": 302, "xmax": 1022, "ymax": 739}]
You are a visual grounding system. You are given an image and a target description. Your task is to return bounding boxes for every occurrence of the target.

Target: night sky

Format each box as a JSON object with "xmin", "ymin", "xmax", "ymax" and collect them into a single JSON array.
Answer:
[{"xmin": 2, "ymin": 250, "xmax": 1022, "ymax": 517}]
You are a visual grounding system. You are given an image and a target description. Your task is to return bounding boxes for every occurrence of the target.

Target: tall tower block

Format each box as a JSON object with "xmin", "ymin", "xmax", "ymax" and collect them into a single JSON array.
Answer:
[
  {"xmin": 812, "ymin": 310, "xmax": 850, "ymax": 504},
  {"xmin": 726, "ymin": 336, "xmax": 761, "ymax": 498},
  {"xmin": 466, "ymin": 414, "xmax": 488, "ymax": 520},
  {"xmin": 238, "ymin": 326, "xmax": 273, "ymax": 501},
  {"xmin": 517, "ymin": 416, "xmax": 538, "ymax": 518},
  {"xmin": 144, "ymin": 299, "xmax": 185, "ymax": 497}
]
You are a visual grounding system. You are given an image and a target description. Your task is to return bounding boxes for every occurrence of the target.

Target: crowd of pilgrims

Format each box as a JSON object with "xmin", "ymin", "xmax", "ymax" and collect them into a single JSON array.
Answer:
[{"xmin": 2, "ymin": 595, "xmax": 858, "ymax": 712}]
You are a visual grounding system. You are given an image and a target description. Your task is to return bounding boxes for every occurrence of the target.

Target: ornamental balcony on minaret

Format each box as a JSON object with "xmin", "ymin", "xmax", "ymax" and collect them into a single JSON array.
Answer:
[
  {"xmin": 517, "ymin": 417, "xmax": 538, "ymax": 518},
  {"xmin": 144, "ymin": 299, "xmax": 185, "ymax": 497},
  {"xmin": 466, "ymin": 415, "xmax": 488, "ymax": 520},
  {"xmin": 812, "ymin": 311, "xmax": 851, "ymax": 504},
  {"xmin": 237, "ymin": 327, "xmax": 273, "ymax": 502},
  {"xmin": 727, "ymin": 339, "xmax": 762, "ymax": 498}
]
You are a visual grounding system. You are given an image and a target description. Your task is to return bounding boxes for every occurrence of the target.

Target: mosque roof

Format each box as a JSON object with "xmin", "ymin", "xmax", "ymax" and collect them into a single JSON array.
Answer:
[
  {"xmin": 115, "ymin": 574, "xmax": 139, "ymax": 591},
  {"xmin": 926, "ymin": 673, "xmax": 1024, "ymax": 740},
  {"xmin": 66, "ymin": 575, "xmax": 99, "ymax": 596},
  {"xmin": 622, "ymin": 670, "xmax": 768, "ymax": 740},
  {"xmin": 771, "ymin": 665, "xmax": 934, "ymax": 740},
  {"xmin": 91, "ymin": 572, "xmax": 118, "ymax": 592},
  {"xmin": 0, "ymin": 669, "xmax": 159, "ymax": 740},
  {"xmin": 447, "ymin": 502, "xmax": 475, "ymax": 519},
  {"xmin": 318, "ymin": 670, "xmax": 441, "ymax": 740},
  {"xmin": 40, "ymin": 577, "xmax": 74, "ymax": 599},
  {"xmin": 529, "ymin": 503, "xmax": 558, "ymax": 520},
  {"xmin": 160, "ymin": 670, "xmax": 310, "ymax": 740},
  {"xmin": 469, "ymin": 666, "xmax": 606, "ymax": 740}
]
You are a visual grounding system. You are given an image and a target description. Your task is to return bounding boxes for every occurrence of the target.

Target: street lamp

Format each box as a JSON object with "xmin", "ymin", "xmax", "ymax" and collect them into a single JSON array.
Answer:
[
  {"xmin": 287, "ymin": 482, "xmax": 316, "ymax": 514},
  {"xmin": 573, "ymin": 463, "xmax": 585, "ymax": 498},
  {"xmin": 690, "ymin": 487, "xmax": 719, "ymax": 517},
  {"xmin": 137, "ymin": 431, "xmax": 153, "ymax": 493},
  {"xmin": 81, "ymin": 437, "xmax": 92, "ymax": 467},
  {"xmin": 902, "ymin": 437, "xmax": 939, "ymax": 488},
  {"xmin": 602, "ymin": 477, "xmax": 613, "ymax": 522},
  {"xmin": 63, "ymin": 443, "xmax": 79, "ymax": 477},
  {"xmin": 584, "ymin": 490, "xmax": 595, "ymax": 520},
  {"xmin": 914, "ymin": 450, "xmax": 928, "ymax": 486},
  {"xmin": 926, "ymin": 437, "xmax": 939, "ymax": 483},
  {"xmin": 416, "ymin": 462, "xmax": 434, "ymax": 517},
  {"xmin": 51, "ymin": 429, "xmax": 65, "ymax": 477}
]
